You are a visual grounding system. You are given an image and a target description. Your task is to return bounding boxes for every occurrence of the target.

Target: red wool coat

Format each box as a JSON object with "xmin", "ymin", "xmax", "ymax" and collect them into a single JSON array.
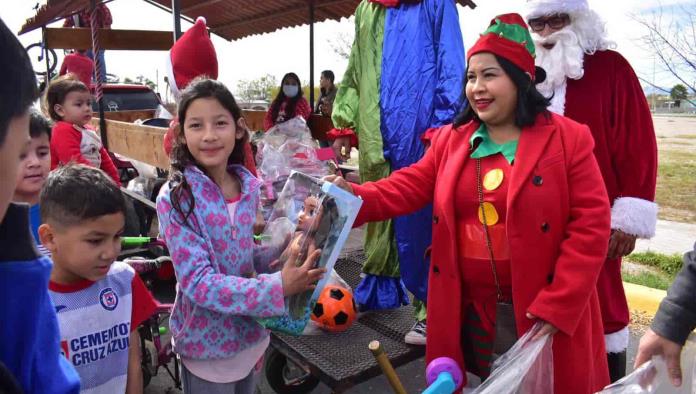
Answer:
[{"xmin": 353, "ymin": 114, "xmax": 611, "ymax": 393}]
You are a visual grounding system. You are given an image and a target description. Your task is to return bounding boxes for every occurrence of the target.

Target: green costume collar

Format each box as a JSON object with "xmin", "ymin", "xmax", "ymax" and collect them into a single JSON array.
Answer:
[{"xmin": 469, "ymin": 124, "xmax": 518, "ymax": 164}]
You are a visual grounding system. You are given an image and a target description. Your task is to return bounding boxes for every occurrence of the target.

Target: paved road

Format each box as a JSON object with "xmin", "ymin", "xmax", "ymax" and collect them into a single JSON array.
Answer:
[{"xmin": 635, "ymin": 220, "xmax": 696, "ymax": 256}]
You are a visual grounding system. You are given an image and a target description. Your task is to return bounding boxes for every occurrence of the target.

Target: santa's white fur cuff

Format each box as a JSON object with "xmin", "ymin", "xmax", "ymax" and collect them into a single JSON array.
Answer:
[
  {"xmin": 611, "ymin": 197, "xmax": 658, "ymax": 239},
  {"xmin": 605, "ymin": 326, "xmax": 629, "ymax": 353}
]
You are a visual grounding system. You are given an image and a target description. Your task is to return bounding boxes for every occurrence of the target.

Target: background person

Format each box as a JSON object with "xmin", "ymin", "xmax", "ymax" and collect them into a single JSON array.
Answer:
[{"xmin": 264, "ymin": 72, "xmax": 312, "ymax": 131}]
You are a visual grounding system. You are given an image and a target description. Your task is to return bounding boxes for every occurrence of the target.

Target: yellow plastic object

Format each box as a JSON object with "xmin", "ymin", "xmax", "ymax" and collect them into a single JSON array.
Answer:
[
  {"xmin": 483, "ymin": 168, "xmax": 504, "ymax": 191},
  {"xmin": 478, "ymin": 202, "xmax": 499, "ymax": 225}
]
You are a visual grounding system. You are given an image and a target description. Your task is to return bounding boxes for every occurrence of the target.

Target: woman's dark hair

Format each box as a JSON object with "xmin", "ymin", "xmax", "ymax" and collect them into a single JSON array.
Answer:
[
  {"xmin": 269, "ymin": 72, "xmax": 303, "ymax": 124},
  {"xmin": 45, "ymin": 74, "xmax": 90, "ymax": 121},
  {"xmin": 453, "ymin": 55, "xmax": 550, "ymax": 128},
  {"xmin": 169, "ymin": 77, "xmax": 248, "ymax": 228},
  {"xmin": 0, "ymin": 18, "xmax": 39, "ymax": 145}
]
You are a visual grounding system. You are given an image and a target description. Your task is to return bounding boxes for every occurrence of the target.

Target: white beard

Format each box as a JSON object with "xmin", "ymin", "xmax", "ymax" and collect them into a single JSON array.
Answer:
[{"xmin": 534, "ymin": 28, "xmax": 586, "ymax": 114}]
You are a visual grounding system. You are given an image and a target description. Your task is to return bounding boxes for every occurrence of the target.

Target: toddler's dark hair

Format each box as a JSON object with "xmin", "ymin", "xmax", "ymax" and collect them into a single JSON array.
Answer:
[{"xmin": 45, "ymin": 74, "xmax": 90, "ymax": 121}]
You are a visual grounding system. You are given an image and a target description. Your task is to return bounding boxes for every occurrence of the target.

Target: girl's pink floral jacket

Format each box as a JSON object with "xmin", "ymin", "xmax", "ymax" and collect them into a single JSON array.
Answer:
[{"xmin": 157, "ymin": 165, "xmax": 284, "ymax": 359}]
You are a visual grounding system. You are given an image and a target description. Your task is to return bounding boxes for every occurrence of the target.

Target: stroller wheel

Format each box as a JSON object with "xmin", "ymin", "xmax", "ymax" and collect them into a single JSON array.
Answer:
[
  {"xmin": 141, "ymin": 344, "xmax": 154, "ymax": 388},
  {"xmin": 265, "ymin": 349, "xmax": 319, "ymax": 394}
]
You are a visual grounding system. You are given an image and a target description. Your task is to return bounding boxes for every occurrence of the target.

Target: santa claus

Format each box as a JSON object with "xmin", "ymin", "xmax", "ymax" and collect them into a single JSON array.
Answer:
[{"xmin": 525, "ymin": 0, "xmax": 658, "ymax": 382}]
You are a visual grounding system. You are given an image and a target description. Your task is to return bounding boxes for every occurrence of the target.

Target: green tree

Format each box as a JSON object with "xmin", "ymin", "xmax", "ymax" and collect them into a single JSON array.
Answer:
[
  {"xmin": 135, "ymin": 75, "xmax": 156, "ymax": 91},
  {"xmin": 671, "ymin": 84, "xmax": 688, "ymax": 106},
  {"xmin": 237, "ymin": 74, "xmax": 277, "ymax": 102}
]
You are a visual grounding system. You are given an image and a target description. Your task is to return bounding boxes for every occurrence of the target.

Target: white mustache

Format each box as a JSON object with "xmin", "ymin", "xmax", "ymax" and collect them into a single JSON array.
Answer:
[
  {"xmin": 533, "ymin": 27, "xmax": 586, "ymax": 97},
  {"xmin": 533, "ymin": 28, "xmax": 580, "ymax": 47}
]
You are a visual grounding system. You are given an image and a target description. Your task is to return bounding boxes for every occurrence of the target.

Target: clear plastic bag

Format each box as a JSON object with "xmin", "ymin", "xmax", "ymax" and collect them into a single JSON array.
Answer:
[
  {"xmin": 301, "ymin": 269, "xmax": 353, "ymax": 335},
  {"xmin": 255, "ymin": 117, "xmax": 334, "ymax": 220},
  {"xmin": 598, "ymin": 337, "xmax": 696, "ymax": 394},
  {"xmin": 472, "ymin": 322, "xmax": 554, "ymax": 394},
  {"xmin": 255, "ymin": 171, "xmax": 362, "ymax": 335}
]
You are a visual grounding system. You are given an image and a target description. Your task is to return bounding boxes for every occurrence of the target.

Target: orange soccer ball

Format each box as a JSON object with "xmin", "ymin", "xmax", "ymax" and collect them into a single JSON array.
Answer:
[{"xmin": 310, "ymin": 285, "xmax": 358, "ymax": 332}]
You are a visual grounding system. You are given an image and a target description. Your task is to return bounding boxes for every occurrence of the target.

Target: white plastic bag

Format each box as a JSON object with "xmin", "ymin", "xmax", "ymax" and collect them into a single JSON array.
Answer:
[
  {"xmin": 472, "ymin": 322, "xmax": 554, "ymax": 394},
  {"xmin": 597, "ymin": 337, "xmax": 696, "ymax": 394}
]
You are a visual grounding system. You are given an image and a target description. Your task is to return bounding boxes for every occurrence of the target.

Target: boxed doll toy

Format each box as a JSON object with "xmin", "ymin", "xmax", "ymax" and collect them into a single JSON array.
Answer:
[{"xmin": 255, "ymin": 171, "xmax": 362, "ymax": 334}]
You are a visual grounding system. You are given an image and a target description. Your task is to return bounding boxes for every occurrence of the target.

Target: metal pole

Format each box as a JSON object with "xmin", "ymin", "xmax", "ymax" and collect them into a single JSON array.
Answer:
[
  {"xmin": 90, "ymin": 0, "xmax": 108, "ymax": 149},
  {"xmin": 43, "ymin": 27, "xmax": 50, "ymax": 84},
  {"xmin": 368, "ymin": 341, "xmax": 407, "ymax": 394},
  {"xmin": 172, "ymin": 0, "xmax": 182, "ymax": 41},
  {"xmin": 309, "ymin": 0, "xmax": 315, "ymax": 109}
]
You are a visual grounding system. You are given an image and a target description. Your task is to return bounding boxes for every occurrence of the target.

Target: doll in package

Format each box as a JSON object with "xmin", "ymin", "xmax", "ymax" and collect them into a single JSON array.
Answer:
[{"xmin": 255, "ymin": 171, "xmax": 362, "ymax": 334}]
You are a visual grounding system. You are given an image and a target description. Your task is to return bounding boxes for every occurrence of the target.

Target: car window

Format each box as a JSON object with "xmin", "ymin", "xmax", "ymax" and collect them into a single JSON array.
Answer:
[{"xmin": 94, "ymin": 89, "xmax": 160, "ymax": 111}]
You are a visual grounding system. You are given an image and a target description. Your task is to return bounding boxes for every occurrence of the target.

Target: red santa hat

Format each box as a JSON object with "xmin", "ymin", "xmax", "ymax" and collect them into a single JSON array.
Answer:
[
  {"xmin": 524, "ymin": 0, "xmax": 590, "ymax": 20},
  {"xmin": 468, "ymin": 14, "xmax": 537, "ymax": 80},
  {"xmin": 166, "ymin": 16, "xmax": 218, "ymax": 97}
]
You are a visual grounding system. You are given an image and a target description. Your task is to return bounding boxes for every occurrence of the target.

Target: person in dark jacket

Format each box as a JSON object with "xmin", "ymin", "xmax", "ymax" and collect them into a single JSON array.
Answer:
[
  {"xmin": 316, "ymin": 70, "xmax": 337, "ymax": 116},
  {"xmin": 635, "ymin": 243, "xmax": 696, "ymax": 387},
  {"xmin": 0, "ymin": 17, "xmax": 80, "ymax": 393}
]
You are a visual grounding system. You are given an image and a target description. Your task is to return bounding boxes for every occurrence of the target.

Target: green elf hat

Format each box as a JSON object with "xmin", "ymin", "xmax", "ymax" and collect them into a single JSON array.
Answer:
[{"xmin": 468, "ymin": 13, "xmax": 537, "ymax": 80}]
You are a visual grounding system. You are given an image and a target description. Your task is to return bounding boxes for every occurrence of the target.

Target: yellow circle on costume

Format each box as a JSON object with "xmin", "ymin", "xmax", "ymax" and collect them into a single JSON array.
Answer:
[
  {"xmin": 483, "ymin": 169, "xmax": 504, "ymax": 191},
  {"xmin": 478, "ymin": 202, "xmax": 499, "ymax": 225}
]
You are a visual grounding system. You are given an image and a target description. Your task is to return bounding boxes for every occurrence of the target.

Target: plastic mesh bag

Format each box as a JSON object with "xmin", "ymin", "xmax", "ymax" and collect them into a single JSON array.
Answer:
[{"xmin": 472, "ymin": 322, "xmax": 554, "ymax": 394}]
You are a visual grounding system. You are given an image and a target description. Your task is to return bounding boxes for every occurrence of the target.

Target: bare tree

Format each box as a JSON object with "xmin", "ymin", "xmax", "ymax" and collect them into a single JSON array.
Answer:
[
  {"xmin": 632, "ymin": 2, "xmax": 696, "ymax": 106},
  {"xmin": 327, "ymin": 16, "xmax": 355, "ymax": 60}
]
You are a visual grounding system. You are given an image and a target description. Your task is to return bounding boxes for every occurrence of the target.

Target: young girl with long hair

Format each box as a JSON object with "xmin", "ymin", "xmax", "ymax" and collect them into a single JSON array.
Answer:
[{"xmin": 157, "ymin": 78, "xmax": 324, "ymax": 393}]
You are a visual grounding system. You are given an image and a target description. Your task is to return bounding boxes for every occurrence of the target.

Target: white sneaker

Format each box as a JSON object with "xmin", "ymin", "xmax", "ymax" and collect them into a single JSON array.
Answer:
[{"xmin": 404, "ymin": 320, "xmax": 426, "ymax": 345}]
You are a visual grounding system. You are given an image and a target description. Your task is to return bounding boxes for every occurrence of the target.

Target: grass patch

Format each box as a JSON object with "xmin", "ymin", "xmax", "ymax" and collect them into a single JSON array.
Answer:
[
  {"xmin": 622, "ymin": 271, "xmax": 672, "ymax": 290},
  {"xmin": 626, "ymin": 251, "xmax": 684, "ymax": 275},
  {"xmin": 675, "ymin": 134, "xmax": 696, "ymax": 139},
  {"xmin": 655, "ymin": 149, "xmax": 696, "ymax": 223},
  {"xmin": 622, "ymin": 251, "xmax": 683, "ymax": 289}
]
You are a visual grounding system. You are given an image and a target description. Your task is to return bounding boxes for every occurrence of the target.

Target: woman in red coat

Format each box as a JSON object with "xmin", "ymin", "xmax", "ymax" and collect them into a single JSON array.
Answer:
[{"xmin": 328, "ymin": 14, "xmax": 611, "ymax": 393}]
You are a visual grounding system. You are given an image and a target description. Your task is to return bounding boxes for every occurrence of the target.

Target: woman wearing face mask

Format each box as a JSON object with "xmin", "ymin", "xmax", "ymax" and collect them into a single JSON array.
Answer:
[{"xmin": 264, "ymin": 72, "xmax": 312, "ymax": 130}]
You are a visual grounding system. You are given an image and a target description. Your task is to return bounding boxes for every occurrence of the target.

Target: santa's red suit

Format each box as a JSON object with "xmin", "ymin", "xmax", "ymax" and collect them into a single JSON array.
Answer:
[{"xmin": 545, "ymin": 49, "xmax": 658, "ymax": 351}]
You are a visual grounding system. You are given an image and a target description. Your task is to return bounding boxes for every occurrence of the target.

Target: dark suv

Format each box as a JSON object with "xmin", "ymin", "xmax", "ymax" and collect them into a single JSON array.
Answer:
[{"xmin": 92, "ymin": 84, "xmax": 162, "ymax": 112}]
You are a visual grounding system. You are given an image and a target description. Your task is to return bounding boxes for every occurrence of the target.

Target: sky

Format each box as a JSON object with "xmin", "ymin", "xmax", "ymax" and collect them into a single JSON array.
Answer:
[{"xmin": 1, "ymin": 0, "xmax": 691, "ymax": 100}]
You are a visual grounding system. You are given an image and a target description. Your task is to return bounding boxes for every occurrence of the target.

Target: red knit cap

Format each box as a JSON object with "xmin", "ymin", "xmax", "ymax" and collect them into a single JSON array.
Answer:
[{"xmin": 468, "ymin": 13, "xmax": 537, "ymax": 80}]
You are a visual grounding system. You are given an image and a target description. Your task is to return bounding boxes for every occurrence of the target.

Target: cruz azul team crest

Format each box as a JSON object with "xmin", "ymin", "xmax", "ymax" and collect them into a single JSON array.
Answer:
[{"xmin": 99, "ymin": 287, "xmax": 119, "ymax": 311}]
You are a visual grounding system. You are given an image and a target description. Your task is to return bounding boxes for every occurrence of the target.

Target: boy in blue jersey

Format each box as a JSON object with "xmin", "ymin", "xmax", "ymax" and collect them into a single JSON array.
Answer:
[
  {"xmin": 39, "ymin": 164, "xmax": 157, "ymax": 393},
  {"xmin": 0, "ymin": 16, "xmax": 80, "ymax": 394}
]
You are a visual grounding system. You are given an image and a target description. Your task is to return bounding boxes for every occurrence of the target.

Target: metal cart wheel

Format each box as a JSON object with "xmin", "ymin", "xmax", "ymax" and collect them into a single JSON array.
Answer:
[{"xmin": 265, "ymin": 348, "xmax": 320, "ymax": 394}]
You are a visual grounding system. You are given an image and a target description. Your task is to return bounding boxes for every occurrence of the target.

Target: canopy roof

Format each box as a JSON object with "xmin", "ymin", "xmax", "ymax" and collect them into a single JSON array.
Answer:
[{"xmin": 21, "ymin": 0, "xmax": 477, "ymax": 40}]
